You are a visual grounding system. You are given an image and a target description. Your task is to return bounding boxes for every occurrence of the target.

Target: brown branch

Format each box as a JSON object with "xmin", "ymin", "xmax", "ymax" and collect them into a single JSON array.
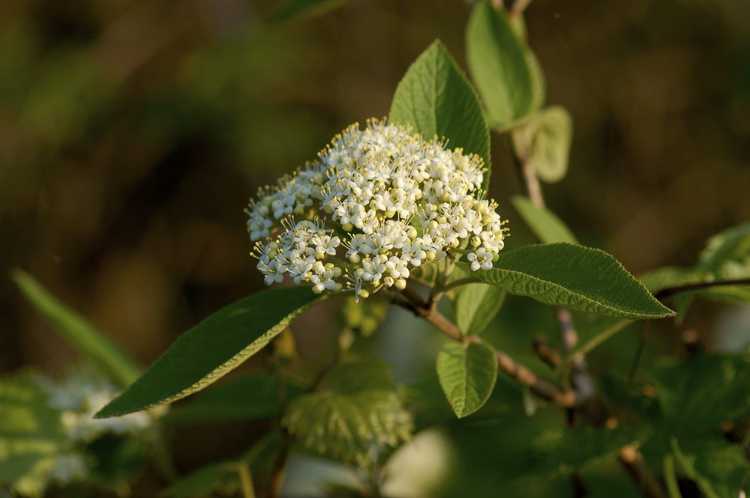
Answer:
[
  {"xmin": 533, "ymin": 337, "xmax": 562, "ymax": 369},
  {"xmin": 654, "ymin": 277, "xmax": 750, "ymax": 301},
  {"xmin": 395, "ymin": 287, "xmax": 575, "ymax": 408},
  {"xmin": 618, "ymin": 446, "xmax": 667, "ymax": 498}
]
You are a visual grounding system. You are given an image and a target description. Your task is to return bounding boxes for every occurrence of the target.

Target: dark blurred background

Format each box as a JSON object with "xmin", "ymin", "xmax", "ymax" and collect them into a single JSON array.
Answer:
[{"xmin": 1, "ymin": 0, "xmax": 750, "ymax": 480}]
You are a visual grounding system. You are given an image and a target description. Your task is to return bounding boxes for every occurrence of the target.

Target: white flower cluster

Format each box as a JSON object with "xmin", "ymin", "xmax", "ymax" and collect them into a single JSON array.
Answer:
[
  {"xmin": 39, "ymin": 373, "xmax": 151, "ymax": 442},
  {"xmin": 247, "ymin": 120, "xmax": 507, "ymax": 298}
]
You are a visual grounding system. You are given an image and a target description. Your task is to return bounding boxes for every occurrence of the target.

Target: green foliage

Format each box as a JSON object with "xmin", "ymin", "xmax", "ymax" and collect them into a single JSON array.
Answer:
[
  {"xmin": 96, "ymin": 287, "xmax": 320, "ymax": 418},
  {"xmin": 389, "ymin": 40, "xmax": 492, "ymax": 188},
  {"xmin": 512, "ymin": 106, "xmax": 573, "ymax": 183},
  {"xmin": 283, "ymin": 359, "xmax": 412, "ymax": 466},
  {"xmin": 163, "ymin": 374, "xmax": 285, "ymax": 425},
  {"xmin": 466, "ymin": 1, "xmax": 535, "ymax": 129},
  {"xmin": 671, "ymin": 439, "xmax": 749, "ymax": 498},
  {"xmin": 12, "ymin": 270, "xmax": 141, "ymax": 387},
  {"xmin": 454, "ymin": 283, "xmax": 506, "ymax": 336},
  {"xmin": 272, "ymin": 0, "xmax": 348, "ymax": 22},
  {"xmin": 512, "ymin": 196, "xmax": 578, "ymax": 244},
  {"xmin": 472, "ymin": 243, "xmax": 674, "ymax": 319},
  {"xmin": 0, "ymin": 373, "xmax": 68, "ymax": 490},
  {"xmin": 436, "ymin": 341, "xmax": 498, "ymax": 418}
]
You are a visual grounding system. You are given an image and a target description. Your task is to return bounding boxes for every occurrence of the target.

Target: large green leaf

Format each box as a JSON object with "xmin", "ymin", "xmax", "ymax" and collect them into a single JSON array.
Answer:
[
  {"xmin": 512, "ymin": 196, "xmax": 577, "ymax": 244},
  {"xmin": 96, "ymin": 287, "xmax": 319, "ymax": 418},
  {"xmin": 12, "ymin": 270, "xmax": 140, "ymax": 387},
  {"xmin": 283, "ymin": 360, "xmax": 412, "ymax": 466},
  {"xmin": 466, "ymin": 1, "xmax": 534, "ymax": 129},
  {"xmin": 436, "ymin": 340, "xmax": 498, "ymax": 418},
  {"xmin": 389, "ymin": 40, "xmax": 491, "ymax": 188},
  {"xmin": 472, "ymin": 243, "xmax": 674, "ymax": 319},
  {"xmin": 512, "ymin": 106, "xmax": 573, "ymax": 183},
  {"xmin": 455, "ymin": 284, "xmax": 506, "ymax": 336}
]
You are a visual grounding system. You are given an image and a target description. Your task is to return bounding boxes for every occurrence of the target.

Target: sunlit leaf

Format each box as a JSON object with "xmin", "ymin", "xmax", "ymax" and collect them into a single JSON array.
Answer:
[
  {"xmin": 512, "ymin": 106, "xmax": 573, "ymax": 183},
  {"xmin": 512, "ymin": 196, "xmax": 577, "ymax": 244},
  {"xmin": 436, "ymin": 341, "xmax": 498, "ymax": 418}
]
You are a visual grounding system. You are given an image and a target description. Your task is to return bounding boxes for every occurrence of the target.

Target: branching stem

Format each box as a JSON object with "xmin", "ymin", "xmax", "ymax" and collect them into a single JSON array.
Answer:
[
  {"xmin": 618, "ymin": 446, "xmax": 667, "ymax": 498},
  {"xmin": 654, "ymin": 277, "xmax": 750, "ymax": 301}
]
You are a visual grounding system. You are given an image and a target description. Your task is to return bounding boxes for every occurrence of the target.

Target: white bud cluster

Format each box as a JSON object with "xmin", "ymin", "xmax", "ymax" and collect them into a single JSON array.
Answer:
[{"xmin": 247, "ymin": 120, "xmax": 508, "ymax": 298}]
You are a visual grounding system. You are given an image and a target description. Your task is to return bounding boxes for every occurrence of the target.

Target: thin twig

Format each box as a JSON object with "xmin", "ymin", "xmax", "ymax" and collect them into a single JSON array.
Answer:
[
  {"xmin": 510, "ymin": 0, "xmax": 533, "ymax": 18},
  {"xmin": 654, "ymin": 278, "xmax": 750, "ymax": 301},
  {"xmin": 533, "ymin": 337, "xmax": 562, "ymax": 369},
  {"xmin": 395, "ymin": 287, "xmax": 575, "ymax": 408},
  {"xmin": 236, "ymin": 463, "xmax": 256, "ymax": 498},
  {"xmin": 618, "ymin": 445, "xmax": 667, "ymax": 498}
]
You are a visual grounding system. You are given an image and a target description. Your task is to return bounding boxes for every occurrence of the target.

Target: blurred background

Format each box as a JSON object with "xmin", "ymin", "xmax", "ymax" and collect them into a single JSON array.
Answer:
[{"xmin": 1, "ymin": 0, "xmax": 750, "ymax": 495}]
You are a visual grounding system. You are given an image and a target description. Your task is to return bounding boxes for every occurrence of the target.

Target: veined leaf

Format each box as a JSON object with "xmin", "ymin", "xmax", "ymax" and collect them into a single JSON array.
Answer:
[
  {"xmin": 12, "ymin": 270, "xmax": 140, "ymax": 387},
  {"xmin": 512, "ymin": 196, "xmax": 577, "ymax": 244},
  {"xmin": 436, "ymin": 341, "xmax": 498, "ymax": 418},
  {"xmin": 283, "ymin": 360, "xmax": 412, "ymax": 466},
  {"xmin": 455, "ymin": 284, "xmax": 506, "ymax": 336},
  {"xmin": 472, "ymin": 243, "xmax": 674, "ymax": 319},
  {"xmin": 512, "ymin": 106, "xmax": 573, "ymax": 183},
  {"xmin": 389, "ymin": 40, "xmax": 491, "ymax": 189},
  {"xmin": 466, "ymin": 1, "xmax": 534, "ymax": 129},
  {"xmin": 96, "ymin": 287, "xmax": 319, "ymax": 418}
]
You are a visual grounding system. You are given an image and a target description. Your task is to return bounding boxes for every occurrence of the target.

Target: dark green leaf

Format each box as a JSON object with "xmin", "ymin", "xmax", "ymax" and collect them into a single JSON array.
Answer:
[
  {"xmin": 512, "ymin": 106, "xmax": 573, "ymax": 183},
  {"xmin": 512, "ymin": 196, "xmax": 577, "ymax": 244},
  {"xmin": 163, "ymin": 374, "xmax": 283, "ymax": 425},
  {"xmin": 390, "ymin": 40, "xmax": 491, "ymax": 188},
  {"xmin": 436, "ymin": 340, "xmax": 498, "ymax": 418},
  {"xmin": 12, "ymin": 270, "xmax": 141, "ymax": 387},
  {"xmin": 455, "ymin": 284, "xmax": 506, "ymax": 336},
  {"xmin": 472, "ymin": 243, "xmax": 675, "ymax": 319},
  {"xmin": 161, "ymin": 462, "xmax": 237, "ymax": 498},
  {"xmin": 96, "ymin": 287, "xmax": 319, "ymax": 418},
  {"xmin": 671, "ymin": 438, "xmax": 749, "ymax": 498},
  {"xmin": 466, "ymin": 1, "xmax": 534, "ymax": 129}
]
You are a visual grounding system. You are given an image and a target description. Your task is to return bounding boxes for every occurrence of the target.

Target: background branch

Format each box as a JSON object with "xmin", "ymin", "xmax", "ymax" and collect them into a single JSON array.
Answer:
[
  {"xmin": 654, "ymin": 278, "xmax": 750, "ymax": 301},
  {"xmin": 618, "ymin": 446, "xmax": 667, "ymax": 498}
]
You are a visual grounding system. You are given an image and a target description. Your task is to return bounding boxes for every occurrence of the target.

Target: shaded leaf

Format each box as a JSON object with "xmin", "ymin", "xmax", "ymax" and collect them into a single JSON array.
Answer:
[
  {"xmin": 96, "ymin": 287, "xmax": 319, "ymax": 418},
  {"xmin": 272, "ymin": 0, "xmax": 347, "ymax": 22},
  {"xmin": 390, "ymin": 40, "xmax": 491, "ymax": 188},
  {"xmin": 161, "ymin": 462, "xmax": 236, "ymax": 498},
  {"xmin": 455, "ymin": 284, "xmax": 506, "ymax": 336},
  {"xmin": 466, "ymin": 1, "xmax": 534, "ymax": 129},
  {"xmin": 13, "ymin": 270, "xmax": 140, "ymax": 387},
  {"xmin": 512, "ymin": 196, "xmax": 577, "ymax": 244},
  {"xmin": 472, "ymin": 243, "xmax": 674, "ymax": 319},
  {"xmin": 436, "ymin": 341, "xmax": 498, "ymax": 418},
  {"xmin": 512, "ymin": 106, "xmax": 573, "ymax": 183}
]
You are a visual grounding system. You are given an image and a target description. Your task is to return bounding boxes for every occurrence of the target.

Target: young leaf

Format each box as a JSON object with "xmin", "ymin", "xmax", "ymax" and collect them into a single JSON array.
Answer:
[
  {"xmin": 512, "ymin": 106, "xmax": 573, "ymax": 183},
  {"xmin": 12, "ymin": 270, "xmax": 141, "ymax": 387},
  {"xmin": 389, "ymin": 40, "xmax": 491, "ymax": 188},
  {"xmin": 436, "ymin": 341, "xmax": 498, "ymax": 418},
  {"xmin": 272, "ymin": 0, "xmax": 347, "ymax": 22},
  {"xmin": 96, "ymin": 287, "xmax": 319, "ymax": 418},
  {"xmin": 466, "ymin": 1, "xmax": 534, "ymax": 129},
  {"xmin": 472, "ymin": 243, "xmax": 674, "ymax": 319},
  {"xmin": 455, "ymin": 284, "xmax": 506, "ymax": 336},
  {"xmin": 511, "ymin": 196, "xmax": 577, "ymax": 244},
  {"xmin": 283, "ymin": 360, "xmax": 412, "ymax": 466}
]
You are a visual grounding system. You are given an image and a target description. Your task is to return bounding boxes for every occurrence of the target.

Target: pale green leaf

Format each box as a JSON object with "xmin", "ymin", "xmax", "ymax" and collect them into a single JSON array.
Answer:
[
  {"xmin": 283, "ymin": 360, "xmax": 412, "ymax": 466},
  {"xmin": 472, "ymin": 243, "xmax": 674, "ymax": 319},
  {"xmin": 512, "ymin": 196, "xmax": 577, "ymax": 244},
  {"xmin": 512, "ymin": 106, "xmax": 573, "ymax": 183},
  {"xmin": 436, "ymin": 341, "xmax": 498, "ymax": 418},
  {"xmin": 466, "ymin": 1, "xmax": 534, "ymax": 129},
  {"xmin": 12, "ymin": 270, "xmax": 140, "ymax": 387},
  {"xmin": 96, "ymin": 287, "xmax": 319, "ymax": 418},
  {"xmin": 455, "ymin": 284, "xmax": 506, "ymax": 336},
  {"xmin": 389, "ymin": 40, "xmax": 491, "ymax": 188}
]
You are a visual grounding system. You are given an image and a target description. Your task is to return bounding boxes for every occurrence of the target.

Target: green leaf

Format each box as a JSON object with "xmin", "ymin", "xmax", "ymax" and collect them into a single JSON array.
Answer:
[
  {"xmin": 472, "ymin": 243, "xmax": 674, "ymax": 319},
  {"xmin": 389, "ymin": 40, "xmax": 491, "ymax": 188},
  {"xmin": 161, "ymin": 462, "xmax": 237, "ymax": 498},
  {"xmin": 96, "ymin": 287, "xmax": 320, "ymax": 418},
  {"xmin": 526, "ymin": 49, "xmax": 546, "ymax": 113},
  {"xmin": 163, "ymin": 374, "xmax": 284, "ymax": 425},
  {"xmin": 12, "ymin": 270, "xmax": 140, "ymax": 387},
  {"xmin": 671, "ymin": 439, "xmax": 749, "ymax": 498},
  {"xmin": 436, "ymin": 341, "xmax": 498, "ymax": 418},
  {"xmin": 455, "ymin": 284, "xmax": 506, "ymax": 336},
  {"xmin": 271, "ymin": 0, "xmax": 347, "ymax": 22},
  {"xmin": 512, "ymin": 196, "xmax": 577, "ymax": 244},
  {"xmin": 466, "ymin": 1, "xmax": 534, "ymax": 129},
  {"xmin": 512, "ymin": 106, "xmax": 573, "ymax": 183},
  {"xmin": 283, "ymin": 360, "xmax": 412, "ymax": 466}
]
